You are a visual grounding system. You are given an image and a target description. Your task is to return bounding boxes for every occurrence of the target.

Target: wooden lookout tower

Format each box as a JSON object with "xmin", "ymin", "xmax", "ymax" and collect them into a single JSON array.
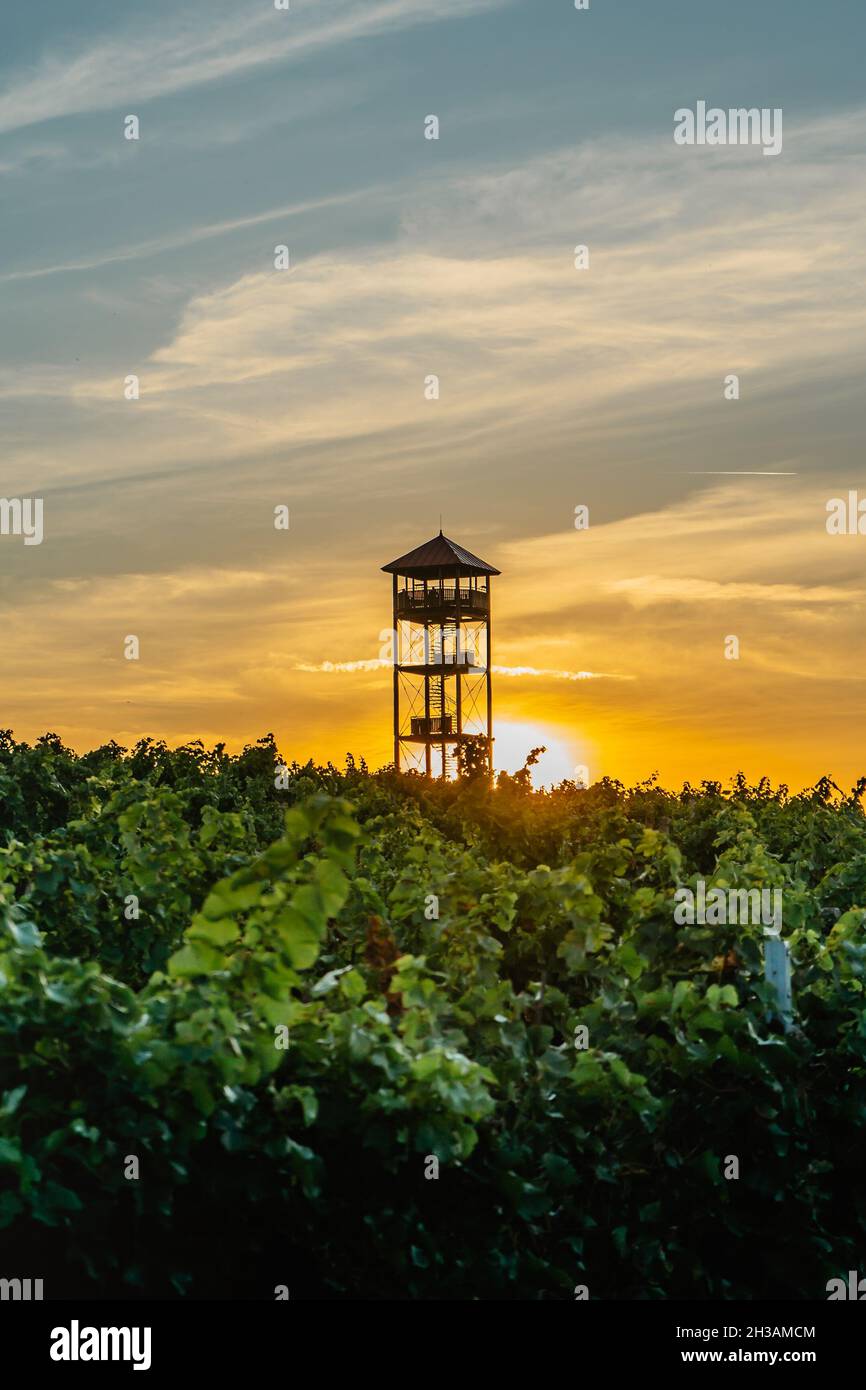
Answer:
[{"xmin": 382, "ymin": 531, "xmax": 500, "ymax": 778}]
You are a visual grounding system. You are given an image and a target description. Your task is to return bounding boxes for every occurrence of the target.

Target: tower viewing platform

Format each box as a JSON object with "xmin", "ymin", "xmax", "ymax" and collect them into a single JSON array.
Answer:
[{"xmin": 395, "ymin": 584, "xmax": 489, "ymax": 620}]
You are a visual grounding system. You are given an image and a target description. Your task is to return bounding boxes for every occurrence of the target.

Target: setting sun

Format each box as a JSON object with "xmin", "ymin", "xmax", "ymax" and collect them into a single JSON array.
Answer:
[{"xmin": 493, "ymin": 720, "xmax": 585, "ymax": 790}]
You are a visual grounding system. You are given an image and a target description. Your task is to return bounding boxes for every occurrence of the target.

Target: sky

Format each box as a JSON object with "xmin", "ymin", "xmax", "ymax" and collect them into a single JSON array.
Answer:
[{"xmin": 1, "ymin": 0, "xmax": 865, "ymax": 789}]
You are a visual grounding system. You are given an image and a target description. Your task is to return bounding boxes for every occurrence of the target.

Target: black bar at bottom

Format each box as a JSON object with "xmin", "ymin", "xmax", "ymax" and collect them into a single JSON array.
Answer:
[{"xmin": 2, "ymin": 1297, "xmax": 860, "ymax": 1376}]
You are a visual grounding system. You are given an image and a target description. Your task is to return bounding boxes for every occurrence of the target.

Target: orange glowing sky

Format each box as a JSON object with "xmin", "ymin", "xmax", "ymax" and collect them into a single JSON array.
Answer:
[{"xmin": 2, "ymin": 2, "xmax": 866, "ymax": 791}]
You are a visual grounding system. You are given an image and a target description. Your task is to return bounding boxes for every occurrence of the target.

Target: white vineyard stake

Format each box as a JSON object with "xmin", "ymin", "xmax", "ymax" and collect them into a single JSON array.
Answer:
[{"xmin": 763, "ymin": 936, "xmax": 793, "ymax": 1031}]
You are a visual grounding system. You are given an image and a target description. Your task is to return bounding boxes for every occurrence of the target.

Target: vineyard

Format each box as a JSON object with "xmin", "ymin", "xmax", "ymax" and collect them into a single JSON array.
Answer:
[{"xmin": 1, "ymin": 730, "xmax": 866, "ymax": 1300}]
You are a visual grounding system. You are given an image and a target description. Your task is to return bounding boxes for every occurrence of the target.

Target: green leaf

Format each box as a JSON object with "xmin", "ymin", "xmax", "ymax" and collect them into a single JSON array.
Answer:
[
  {"xmin": 618, "ymin": 942, "xmax": 646, "ymax": 981},
  {"xmin": 0, "ymin": 1137, "xmax": 22, "ymax": 1166},
  {"xmin": 412, "ymin": 1050, "xmax": 444, "ymax": 1080},
  {"xmin": 168, "ymin": 940, "xmax": 226, "ymax": 977},
  {"xmin": 188, "ymin": 916, "xmax": 240, "ymax": 948},
  {"xmin": 201, "ymin": 878, "xmax": 265, "ymax": 920},
  {"xmin": 0, "ymin": 1085, "xmax": 27, "ymax": 1117},
  {"xmin": 313, "ymin": 859, "xmax": 349, "ymax": 916},
  {"xmin": 272, "ymin": 909, "xmax": 321, "ymax": 970},
  {"xmin": 8, "ymin": 919, "xmax": 41, "ymax": 948},
  {"xmin": 338, "ymin": 969, "xmax": 366, "ymax": 1002}
]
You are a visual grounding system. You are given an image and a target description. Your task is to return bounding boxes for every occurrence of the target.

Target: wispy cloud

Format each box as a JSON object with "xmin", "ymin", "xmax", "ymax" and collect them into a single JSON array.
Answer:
[
  {"xmin": 497, "ymin": 481, "xmax": 865, "ymax": 626},
  {"xmin": 2, "ymin": 100, "xmax": 863, "ymax": 535},
  {"xmin": 27, "ymin": 101, "xmax": 859, "ymax": 481},
  {"xmin": 295, "ymin": 660, "xmax": 632, "ymax": 681},
  {"xmin": 0, "ymin": 190, "xmax": 367, "ymax": 284},
  {"xmin": 492, "ymin": 665, "xmax": 633, "ymax": 681},
  {"xmin": 605, "ymin": 576, "xmax": 857, "ymax": 608},
  {"xmin": 297, "ymin": 659, "xmax": 389, "ymax": 673},
  {"xmin": 0, "ymin": 0, "xmax": 507, "ymax": 136},
  {"xmin": 0, "ymin": 140, "xmax": 69, "ymax": 175}
]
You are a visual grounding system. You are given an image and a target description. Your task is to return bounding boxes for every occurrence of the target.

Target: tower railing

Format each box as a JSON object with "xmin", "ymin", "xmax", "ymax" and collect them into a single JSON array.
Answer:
[
  {"xmin": 396, "ymin": 586, "xmax": 488, "ymax": 616},
  {"xmin": 410, "ymin": 715, "xmax": 453, "ymax": 736}
]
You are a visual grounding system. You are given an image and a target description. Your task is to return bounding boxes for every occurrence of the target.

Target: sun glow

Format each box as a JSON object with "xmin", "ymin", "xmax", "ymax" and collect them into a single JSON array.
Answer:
[{"xmin": 493, "ymin": 720, "xmax": 584, "ymax": 791}]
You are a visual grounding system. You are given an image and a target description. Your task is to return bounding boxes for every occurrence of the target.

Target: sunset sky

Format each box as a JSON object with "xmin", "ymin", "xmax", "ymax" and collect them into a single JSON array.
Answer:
[{"xmin": 2, "ymin": 0, "xmax": 865, "ymax": 789}]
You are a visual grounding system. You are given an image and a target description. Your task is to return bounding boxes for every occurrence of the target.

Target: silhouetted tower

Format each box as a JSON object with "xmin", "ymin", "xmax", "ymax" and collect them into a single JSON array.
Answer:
[{"xmin": 382, "ymin": 531, "xmax": 500, "ymax": 778}]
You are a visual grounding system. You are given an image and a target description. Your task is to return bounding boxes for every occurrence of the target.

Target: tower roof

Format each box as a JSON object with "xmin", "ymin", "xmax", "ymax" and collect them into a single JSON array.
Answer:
[{"xmin": 381, "ymin": 531, "xmax": 500, "ymax": 577}]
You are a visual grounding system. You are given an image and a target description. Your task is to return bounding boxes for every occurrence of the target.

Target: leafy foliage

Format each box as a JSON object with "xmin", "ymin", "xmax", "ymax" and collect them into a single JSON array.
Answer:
[{"xmin": 1, "ymin": 730, "xmax": 865, "ymax": 1298}]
